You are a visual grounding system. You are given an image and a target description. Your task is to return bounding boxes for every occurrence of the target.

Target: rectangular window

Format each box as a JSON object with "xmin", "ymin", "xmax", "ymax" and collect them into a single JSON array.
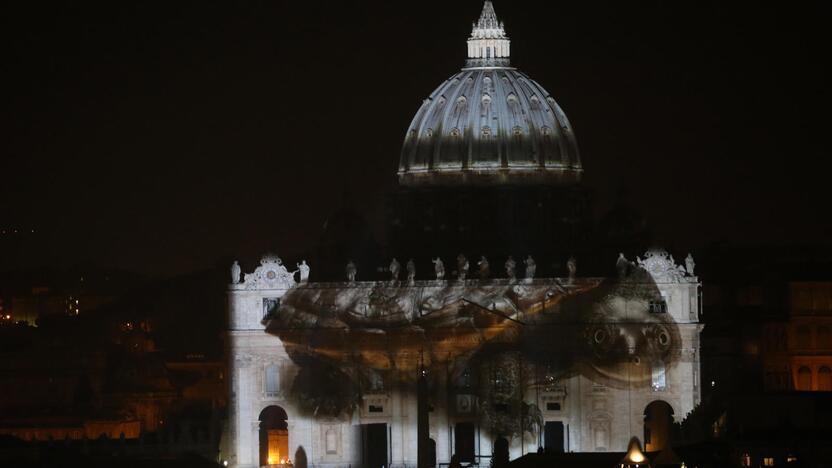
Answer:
[
  {"xmin": 368, "ymin": 405, "xmax": 384, "ymax": 413},
  {"xmin": 265, "ymin": 364, "xmax": 280, "ymax": 396},
  {"xmin": 652, "ymin": 362, "xmax": 667, "ymax": 391},
  {"xmin": 763, "ymin": 457, "xmax": 775, "ymax": 467},
  {"xmin": 546, "ymin": 402, "xmax": 561, "ymax": 411},
  {"xmin": 263, "ymin": 298, "xmax": 280, "ymax": 319},
  {"xmin": 649, "ymin": 300, "xmax": 667, "ymax": 314}
]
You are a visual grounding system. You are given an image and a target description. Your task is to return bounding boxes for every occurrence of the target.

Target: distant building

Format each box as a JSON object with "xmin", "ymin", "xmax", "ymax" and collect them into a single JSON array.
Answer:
[{"xmin": 762, "ymin": 282, "xmax": 832, "ymax": 392}]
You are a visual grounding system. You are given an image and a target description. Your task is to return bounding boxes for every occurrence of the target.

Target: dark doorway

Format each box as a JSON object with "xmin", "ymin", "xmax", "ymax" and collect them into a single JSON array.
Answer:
[
  {"xmin": 363, "ymin": 423, "xmax": 388, "ymax": 468},
  {"xmin": 455, "ymin": 422, "xmax": 476, "ymax": 463},
  {"xmin": 544, "ymin": 421, "xmax": 564, "ymax": 453},
  {"xmin": 428, "ymin": 438, "xmax": 436, "ymax": 467},
  {"xmin": 644, "ymin": 400, "xmax": 674, "ymax": 452}
]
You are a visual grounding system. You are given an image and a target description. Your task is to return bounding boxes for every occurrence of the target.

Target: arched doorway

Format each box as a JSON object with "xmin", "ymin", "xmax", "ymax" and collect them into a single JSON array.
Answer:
[
  {"xmin": 643, "ymin": 401, "xmax": 674, "ymax": 452},
  {"xmin": 259, "ymin": 406, "xmax": 289, "ymax": 466}
]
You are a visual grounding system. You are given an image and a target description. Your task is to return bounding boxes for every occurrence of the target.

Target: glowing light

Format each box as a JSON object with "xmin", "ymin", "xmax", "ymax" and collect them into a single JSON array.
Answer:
[
  {"xmin": 620, "ymin": 437, "xmax": 648, "ymax": 467},
  {"xmin": 223, "ymin": 462, "xmax": 228, "ymax": 467}
]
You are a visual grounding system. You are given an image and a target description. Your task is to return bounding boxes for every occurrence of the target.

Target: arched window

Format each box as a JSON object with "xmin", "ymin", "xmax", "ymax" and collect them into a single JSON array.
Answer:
[
  {"xmin": 818, "ymin": 366, "xmax": 832, "ymax": 391},
  {"xmin": 797, "ymin": 366, "xmax": 812, "ymax": 391},
  {"xmin": 481, "ymin": 126, "xmax": 491, "ymax": 138}
]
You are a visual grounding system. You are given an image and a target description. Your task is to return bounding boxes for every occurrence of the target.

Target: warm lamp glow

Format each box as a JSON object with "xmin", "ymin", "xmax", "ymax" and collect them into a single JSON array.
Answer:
[{"xmin": 620, "ymin": 437, "xmax": 650, "ymax": 467}]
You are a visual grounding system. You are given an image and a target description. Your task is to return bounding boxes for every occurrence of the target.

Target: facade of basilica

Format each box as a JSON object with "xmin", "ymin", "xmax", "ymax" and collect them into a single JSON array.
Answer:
[{"xmin": 225, "ymin": 3, "xmax": 702, "ymax": 467}]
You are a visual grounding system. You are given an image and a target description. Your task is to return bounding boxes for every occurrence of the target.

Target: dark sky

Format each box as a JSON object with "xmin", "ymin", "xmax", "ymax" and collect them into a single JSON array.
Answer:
[{"xmin": 2, "ymin": 1, "xmax": 829, "ymax": 277}]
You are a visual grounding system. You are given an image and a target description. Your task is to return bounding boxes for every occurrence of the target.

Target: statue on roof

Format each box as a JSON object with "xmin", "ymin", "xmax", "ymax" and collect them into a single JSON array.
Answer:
[
  {"xmin": 230, "ymin": 260, "xmax": 241, "ymax": 284},
  {"xmin": 616, "ymin": 253, "xmax": 629, "ymax": 278},
  {"xmin": 478, "ymin": 256, "xmax": 490, "ymax": 280},
  {"xmin": 505, "ymin": 256, "xmax": 516, "ymax": 281},
  {"xmin": 297, "ymin": 260, "xmax": 310, "ymax": 283},
  {"xmin": 567, "ymin": 256, "xmax": 577, "ymax": 283},
  {"xmin": 685, "ymin": 253, "xmax": 696, "ymax": 276},
  {"xmin": 346, "ymin": 261, "xmax": 357, "ymax": 283},
  {"xmin": 457, "ymin": 254, "xmax": 470, "ymax": 281},
  {"xmin": 389, "ymin": 258, "xmax": 401, "ymax": 282},
  {"xmin": 407, "ymin": 259, "xmax": 416, "ymax": 286},
  {"xmin": 524, "ymin": 255, "xmax": 536, "ymax": 280},
  {"xmin": 433, "ymin": 257, "xmax": 445, "ymax": 280}
]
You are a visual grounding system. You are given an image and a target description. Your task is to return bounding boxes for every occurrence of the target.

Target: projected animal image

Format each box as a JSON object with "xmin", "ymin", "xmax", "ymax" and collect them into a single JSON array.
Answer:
[{"xmin": 264, "ymin": 266, "xmax": 679, "ymax": 437}]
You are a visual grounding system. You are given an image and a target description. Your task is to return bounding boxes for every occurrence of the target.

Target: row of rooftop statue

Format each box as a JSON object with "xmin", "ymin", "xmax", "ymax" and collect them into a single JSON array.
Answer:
[{"xmin": 230, "ymin": 252, "xmax": 697, "ymax": 286}]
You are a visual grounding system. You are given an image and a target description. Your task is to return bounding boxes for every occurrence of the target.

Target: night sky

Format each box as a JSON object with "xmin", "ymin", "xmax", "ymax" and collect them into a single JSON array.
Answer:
[{"xmin": 2, "ymin": 1, "xmax": 829, "ymax": 277}]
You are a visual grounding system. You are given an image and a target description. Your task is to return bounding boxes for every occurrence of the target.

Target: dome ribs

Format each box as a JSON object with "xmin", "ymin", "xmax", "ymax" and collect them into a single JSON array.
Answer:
[{"xmin": 398, "ymin": 69, "xmax": 582, "ymax": 185}]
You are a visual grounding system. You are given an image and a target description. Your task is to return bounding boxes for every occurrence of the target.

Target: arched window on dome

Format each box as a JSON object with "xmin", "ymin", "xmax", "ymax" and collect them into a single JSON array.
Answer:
[
  {"xmin": 512, "ymin": 126, "xmax": 523, "ymax": 137},
  {"xmin": 474, "ymin": 124, "xmax": 496, "ymax": 167},
  {"xmin": 530, "ymin": 95, "xmax": 541, "ymax": 110},
  {"xmin": 481, "ymin": 94, "xmax": 492, "ymax": 116},
  {"xmin": 540, "ymin": 126, "xmax": 555, "ymax": 163},
  {"xmin": 450, "ymin": 127, "xmax": 462, "ymax": 137},
  {"xmin": 424, "ymin": 128, "xmax": 434, "ymax": 138}
]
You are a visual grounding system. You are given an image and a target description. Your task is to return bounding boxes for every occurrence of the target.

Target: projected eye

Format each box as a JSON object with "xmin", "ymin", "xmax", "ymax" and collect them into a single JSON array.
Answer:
[
  {"xmin": 648, "ymin": 324, "xmax": 672, "ymax": 349},
  {"xmin": 589, "ymin": 324, "xmax": 618, "ymax": 355}
]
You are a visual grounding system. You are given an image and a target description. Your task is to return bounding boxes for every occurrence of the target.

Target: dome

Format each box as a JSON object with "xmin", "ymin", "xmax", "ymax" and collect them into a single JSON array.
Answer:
[{"xmin": 398, "ymin": 2, "xmax": 582, "ymax": 187}]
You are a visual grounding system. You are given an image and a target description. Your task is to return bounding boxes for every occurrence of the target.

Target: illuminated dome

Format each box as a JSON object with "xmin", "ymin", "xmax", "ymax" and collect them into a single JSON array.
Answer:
[{"xmin": 398, "ymin": 1, "xmax": 582, "ymax": 186}]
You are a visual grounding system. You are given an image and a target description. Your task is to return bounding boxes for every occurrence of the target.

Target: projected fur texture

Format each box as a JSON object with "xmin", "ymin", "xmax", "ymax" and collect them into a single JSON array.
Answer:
[{"xmin": 265, "ymin": 268, "xmax": 679, "ymax": 435}]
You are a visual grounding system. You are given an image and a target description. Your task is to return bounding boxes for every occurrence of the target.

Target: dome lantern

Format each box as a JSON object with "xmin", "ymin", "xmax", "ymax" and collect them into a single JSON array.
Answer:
[{"xmin": 467, "ymin": 1, "xmax": 511, "ymax": 68}]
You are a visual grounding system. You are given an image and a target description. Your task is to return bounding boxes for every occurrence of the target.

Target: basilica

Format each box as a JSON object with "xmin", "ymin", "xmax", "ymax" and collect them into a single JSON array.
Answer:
[{"xmin": 225, "ymin": 3, "xmax": 702, "ymax": 467}]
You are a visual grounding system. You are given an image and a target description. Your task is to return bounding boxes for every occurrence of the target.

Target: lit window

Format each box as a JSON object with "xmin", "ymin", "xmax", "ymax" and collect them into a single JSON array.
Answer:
[
  {"xmin": 763, "ymin": 457, "xmax": 775, "ymax": 467},
  {"xmin": 741, "ymin": 453, "xmax": 751, "ymax": 467},
  {"xmin": 652, "ymin": 361, "xmax": 667, "ymax": 391}
]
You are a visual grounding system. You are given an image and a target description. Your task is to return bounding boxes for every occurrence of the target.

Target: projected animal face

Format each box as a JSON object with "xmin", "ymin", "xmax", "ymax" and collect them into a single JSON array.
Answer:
[{"xmin": 266, "ymin": 268, "xmax": 679, "ymax": 417}]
